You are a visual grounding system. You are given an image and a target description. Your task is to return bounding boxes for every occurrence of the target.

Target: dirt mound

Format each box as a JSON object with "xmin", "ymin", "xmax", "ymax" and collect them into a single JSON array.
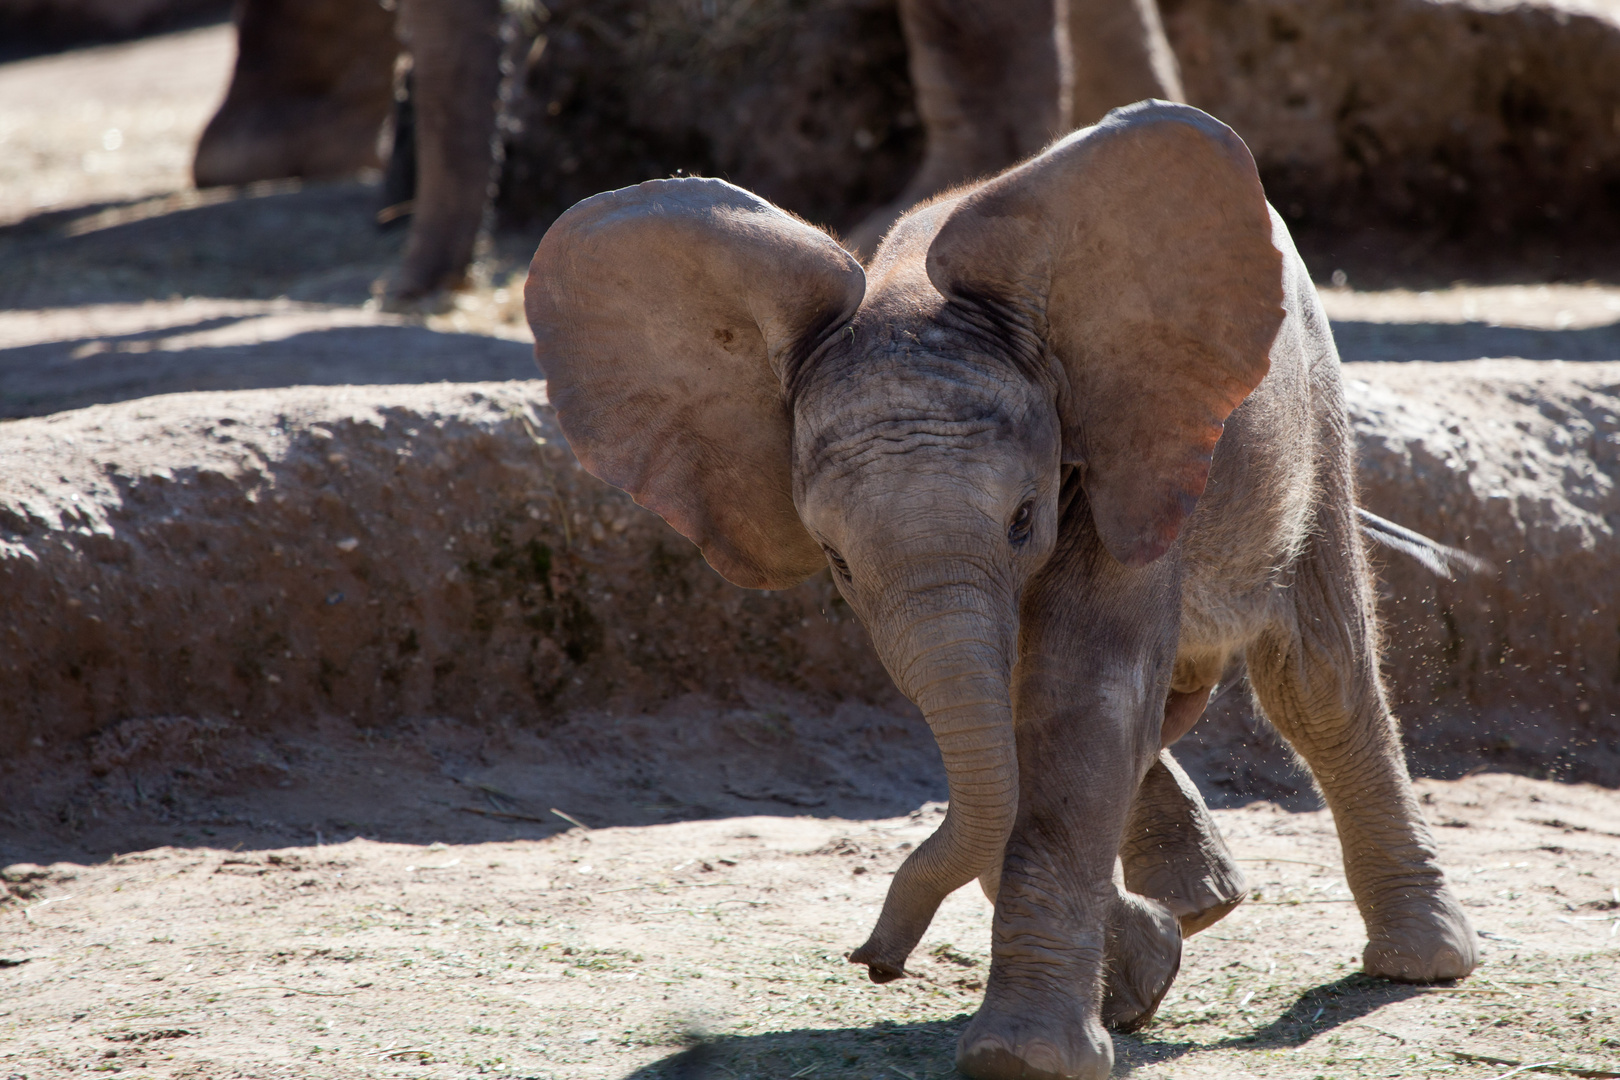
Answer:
[
  {"xmin": 2, "ymin": 365, "xmax": 1614, "ymax": 784},
  {"xmin": 0, "ymin": 382, "xmax": 896, "ymax": 760},
  {"xmin": 1353, "ymin": 359, "xmax": 1620, "ymax": 779},
  {"xmin": 1163, "ymin": 0, "xmax": 1620, "ymax": 238}
]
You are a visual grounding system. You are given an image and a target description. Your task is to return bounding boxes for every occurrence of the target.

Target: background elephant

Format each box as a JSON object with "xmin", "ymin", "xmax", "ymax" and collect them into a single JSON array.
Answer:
[
  {"xmin": 194, "ymin": 0, "xmax": 503, "ymax": 302},
  {"xmin": 194, "ymin": 0, "xmax": 1178, "ymax": 297},
  {"xmin": 525, "ymin": 102, "xmax": 1476, "ymax": 1079},
  {"xmin": 845, "ymin": 0, "xmax": 1182, "ymax": 254}
]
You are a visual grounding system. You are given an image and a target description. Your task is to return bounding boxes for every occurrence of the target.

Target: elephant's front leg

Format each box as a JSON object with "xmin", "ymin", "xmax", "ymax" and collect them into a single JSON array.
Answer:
[
  {"xmin": 958, "ymin": 549, "xmax": 1182, "ymax": 1080},
  {"xmin": 391, "ymin": 0, "xmax": 503, "ymax": 302}
]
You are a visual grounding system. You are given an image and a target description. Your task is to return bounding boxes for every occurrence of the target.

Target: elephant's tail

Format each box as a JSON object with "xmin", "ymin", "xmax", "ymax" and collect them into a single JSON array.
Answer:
[{"xmin": 1357, "ymin": 507, "xmax": 1494, "ymax": 580}]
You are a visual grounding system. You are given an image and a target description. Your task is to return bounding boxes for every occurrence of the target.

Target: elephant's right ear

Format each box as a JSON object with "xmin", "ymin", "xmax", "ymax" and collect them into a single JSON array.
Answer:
[{"xmin": 525, "ymin": 177, "xmax": 865, "ymax": 590}]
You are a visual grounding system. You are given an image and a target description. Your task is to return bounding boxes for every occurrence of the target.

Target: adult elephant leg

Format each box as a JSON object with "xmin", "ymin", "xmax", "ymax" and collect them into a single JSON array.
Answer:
[
  {"xmin": 957, "ymin": 526, "xmax": 1180, "ymax": 1080},
  {"xmin": 1245, "ymin": 496, "xmax": 1477, "ymax": 984},
  {"xmin": 194, "ymin": 0, "xmax": 397, "ymax": 187},
  {"xmin": 1065, "ymin": 0, "xmax": 1183, "ymax": 127},
  {"xmin": 845, "ymin": 0, "xmax": 1066, "ymax": 258},
  {"xmin": 390, "ymin": 0, "xmax": 503, "ymax": 302}
]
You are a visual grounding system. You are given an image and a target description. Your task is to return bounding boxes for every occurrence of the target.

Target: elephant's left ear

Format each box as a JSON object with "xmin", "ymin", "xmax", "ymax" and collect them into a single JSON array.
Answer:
[{"xmin": 926, "ymin": 101, "xmax": 1285, "ymax": 567}]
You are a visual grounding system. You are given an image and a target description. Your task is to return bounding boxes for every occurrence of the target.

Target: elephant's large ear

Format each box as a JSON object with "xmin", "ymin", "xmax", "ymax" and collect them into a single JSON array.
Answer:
[
  {"xmin": 926, "ymin": 101, "xmax": 1284, "ymax": 567},
  {"xmin": 526, "ymin": 177, "xmax": 865, "ymax": 589}
]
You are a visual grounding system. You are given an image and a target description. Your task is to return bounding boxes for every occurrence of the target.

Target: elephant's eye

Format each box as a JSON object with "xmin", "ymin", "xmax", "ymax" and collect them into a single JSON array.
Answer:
[
  {"xmin": 1008, "ymin": 501, "xmax": 1035, "ymax": 546},
  {"xmin": 824, "ymin": 545, "xmax": 852, "ymax": 583}
]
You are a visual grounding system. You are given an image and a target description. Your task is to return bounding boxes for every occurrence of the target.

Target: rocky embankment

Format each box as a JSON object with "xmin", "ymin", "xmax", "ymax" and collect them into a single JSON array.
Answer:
[
  {"xmin": 502, "ymin": 0, "xmax": 1620, "ymax": 241},
  {"xmin": 2, "ymin": 365, "xmax": 1616, "ymax": 782},
  {"xmin": 1162, "ymin": 0, "xmax": 1620, "ymax": 237},
  {"xmin": 1352, "ymin": 360, "xmax": 1620, "ymax": 780}
]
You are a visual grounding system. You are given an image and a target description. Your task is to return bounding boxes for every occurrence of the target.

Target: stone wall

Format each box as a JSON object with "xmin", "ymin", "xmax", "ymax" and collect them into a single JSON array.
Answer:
[{"xmin": 1163, "ymin": 0, "xmax": 1620, "ymax": 237}]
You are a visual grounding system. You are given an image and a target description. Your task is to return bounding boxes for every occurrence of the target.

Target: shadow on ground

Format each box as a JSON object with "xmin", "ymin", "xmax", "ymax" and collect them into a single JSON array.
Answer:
[
  {"xmin": 0, "ymin": 694, "xmax": 956, "ymax": 867},
  {"xmin": 0, "ymin": 182, "xmax": 407, "ymax": 308},
  {"xmin": 618, "ymin": 974, "xmax": 1431, "ymax": 1079},
  {"xmin": 0, "ymin": 178, "xmax": 546, "ymax": 311},
  {"xmin": 0, "ymin": 180, "xmax": 549, "ymax": 416},
  {"xmin": 0, "ymin": 682, "xmax": 1326, "ymax": 870},
  {"xmin": 0, "ymin": 318, "xmax": 535, "ymax": 417},
  {"xmin": 1331, "ymin": 320, "xmax": 1620, "ymax": 363}
]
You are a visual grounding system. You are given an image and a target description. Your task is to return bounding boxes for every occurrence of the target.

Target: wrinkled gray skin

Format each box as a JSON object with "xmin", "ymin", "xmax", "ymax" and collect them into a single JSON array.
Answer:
[
  {"xmin": 388, "ymin": 0, "xmax": 502, "ymax": 302},
  {"xmin": 846, "ymin": 0, "xmax": 1183, "ymax": 256},
  {"xmin": 194, "ymin": 0, "xmax": 501, "ymax": 303},
  {"xmin": 525, "ymin": 102, "xmax": 1477, "ymax": 1080}
]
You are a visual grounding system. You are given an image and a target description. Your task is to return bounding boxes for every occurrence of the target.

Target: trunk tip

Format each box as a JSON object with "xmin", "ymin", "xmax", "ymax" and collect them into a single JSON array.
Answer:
[{"xmin": 848, "ymin": 943, "xmax": 907, "ymax": 983}]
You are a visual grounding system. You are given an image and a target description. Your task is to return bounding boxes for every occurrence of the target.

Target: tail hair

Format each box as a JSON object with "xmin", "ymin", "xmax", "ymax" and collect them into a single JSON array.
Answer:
[{"xmin": 1356, "ymin": 507, "xmax": 1494, "ymax": 580}]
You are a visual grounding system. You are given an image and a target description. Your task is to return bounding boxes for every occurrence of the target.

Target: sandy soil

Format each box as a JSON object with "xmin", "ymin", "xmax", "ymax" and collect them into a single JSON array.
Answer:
[
  {"xmin": 0, "ymin": 24, "xmax": 235, "ymax": 226},
  {"xmin": 3, "ymin": 22, "xmax": 1619, "ymax": 1080},
  {"xmin": 3, "ymin": 765, "xmax": 1618, "ymax": 1080}
]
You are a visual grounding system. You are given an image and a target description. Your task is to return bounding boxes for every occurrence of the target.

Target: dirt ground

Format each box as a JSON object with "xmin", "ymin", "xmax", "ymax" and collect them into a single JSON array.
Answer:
[
  {"xmin": 3, "ymin": 758, "xmax": 1619, "ymax": 1080},
  {"xmin": 2, "ymin": 21, "xmax": 1619, "ymax": 1080}
]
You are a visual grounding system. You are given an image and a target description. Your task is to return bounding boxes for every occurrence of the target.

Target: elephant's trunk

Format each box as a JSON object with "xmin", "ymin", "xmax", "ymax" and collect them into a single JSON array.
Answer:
[{"xmin": 851, "ymin": 621, "xmax": 1017, "ymax": 982}]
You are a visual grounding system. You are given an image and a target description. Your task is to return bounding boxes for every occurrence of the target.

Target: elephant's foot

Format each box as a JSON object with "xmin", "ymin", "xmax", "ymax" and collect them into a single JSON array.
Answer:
[
  {"xmin": 383, "ymin": 248, "xmax": 470, "ymax": 309},
  {"xmin": 1362, "ymin": 885, "xmax": 1479, "ymax": 983},
  {"xmin": 958, "ymin": 995, "xmax": 1113, "ymax": 1080},
  {"xmin": 194, "ymin": 105, "xmax": 386, "ymax": 188},
  {"xmin": 376, "ymin": 275, "xmax": 458, "ymax": 315},
  {"xmin": 1174, "ymin": 887, "xmax": 1247, "ymax": 938},
  {"xmin": 1101, "ymin": 892, "xmax": 1181, "ymax": 1032},
  {"xmin": 1120, "ymin": 751, "xmax": 1250, "ymax": 939}
]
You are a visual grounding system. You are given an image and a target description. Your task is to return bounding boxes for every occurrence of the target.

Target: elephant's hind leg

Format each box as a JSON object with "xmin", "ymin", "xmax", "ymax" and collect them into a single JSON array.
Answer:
[
  {"xmin": 1120, "ymin": 749, "xmax": 1248, "ymax": 937},
  {"xmin": 1245, "ymin": 502, "xmax": 1477, "ymax": 984},
  {"xmin": 1100, "ymin": 749, "xmax": 1245, "ymax": 1030}
]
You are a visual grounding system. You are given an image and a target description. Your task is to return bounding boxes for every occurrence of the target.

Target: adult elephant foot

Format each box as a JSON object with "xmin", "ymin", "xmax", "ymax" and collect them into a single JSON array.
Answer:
[
  {"xmin": 1362, "ymin": 886, "xmax": 1479, "ymax": 983},
  {"xmin": 193, "ymin": 0, "xmax": 396, "ymax": 188},
  {"xmin": 1100, "ymin": 890, "xmax": 1181, "ymax": 1032}
]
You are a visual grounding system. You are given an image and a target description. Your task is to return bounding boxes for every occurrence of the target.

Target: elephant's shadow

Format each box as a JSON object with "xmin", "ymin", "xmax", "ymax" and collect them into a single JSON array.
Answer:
[{"xmin": 618, "ymin": 974, "xmax": 1430, "ymax": 1078}]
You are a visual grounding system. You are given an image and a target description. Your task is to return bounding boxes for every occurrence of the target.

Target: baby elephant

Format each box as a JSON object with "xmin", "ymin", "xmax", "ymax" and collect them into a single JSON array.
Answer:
[{"xmin": 524, "ymin": 101, "xmax": 1477, "ymax": 1080}]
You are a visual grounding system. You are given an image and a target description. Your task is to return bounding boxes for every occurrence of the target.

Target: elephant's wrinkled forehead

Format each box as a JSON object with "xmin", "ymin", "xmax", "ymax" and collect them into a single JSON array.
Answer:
[{"xmin": 791, "ymin": 336, "xmax": 1052, "ymax": 479}]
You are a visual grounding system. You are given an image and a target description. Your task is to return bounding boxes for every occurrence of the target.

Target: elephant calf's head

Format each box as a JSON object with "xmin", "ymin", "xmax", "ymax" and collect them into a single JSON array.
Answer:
[{"xmin": 524, "ymin": 101, "xmax": 1283, "ymax": 982}]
